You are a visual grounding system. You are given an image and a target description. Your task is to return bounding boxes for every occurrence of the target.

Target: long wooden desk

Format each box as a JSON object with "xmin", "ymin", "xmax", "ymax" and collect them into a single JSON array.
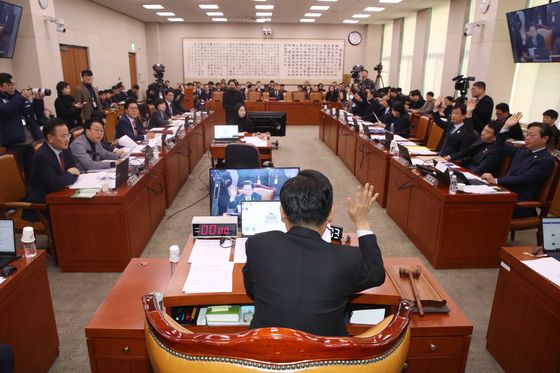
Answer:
[
  {"xmin": 85, "ymin": 236, "xmax": 472, "ymax": 373},
  {"xmin": 486, "ymin": 247, "xmax": 560, "ymax": 372},
  {"xmin": 386, "ymin": 157, "xmax": 516, "ymax": 269},
  {"xmin": 0, "ymin": 251, "xmax": 59, "ymax": 372}
]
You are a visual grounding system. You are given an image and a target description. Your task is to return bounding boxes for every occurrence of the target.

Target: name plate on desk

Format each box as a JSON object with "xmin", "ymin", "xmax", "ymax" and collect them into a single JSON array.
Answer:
[
  {"xmin": 375, "ymin": 142, "xmax": 385, "ymax": 151},
  {"xmin": 127, "ymin": 174, "xmax": 140, "ymax": 187},
  {"xmin": 424, "ymin": 174, "xmax": 439, "ymax": 186},
  {"xmin": 167, "ymin": 141, "xmax": 176, "ymax": 149},
  {"xmin": 397, "ymin": 157, "xmax": 410, "ymax": 167}
]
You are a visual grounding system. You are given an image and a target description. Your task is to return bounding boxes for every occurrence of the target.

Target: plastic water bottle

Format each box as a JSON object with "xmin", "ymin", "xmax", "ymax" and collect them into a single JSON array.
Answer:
[
  {"xmin": 169, "ymin": 245, "xmax": 180, "ymax": 274},
  {"xmin": 390, "ymin": 123, "xmax": 395, "ymax": 134},
  {"xmin": 390, "ymin": 139, "xmax": 399, "ymax": 156},
  {"xmin": 21, "ymin": 226, "xmax": 37, "ymax": 258},
  {"xmin": 449, "ymin": 174, "xmax": 458, "ymax": 194}
]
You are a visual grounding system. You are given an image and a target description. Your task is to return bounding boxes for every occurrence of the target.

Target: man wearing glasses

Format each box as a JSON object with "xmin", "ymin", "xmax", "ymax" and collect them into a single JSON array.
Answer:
[
  {"xmin": 70, "ymin": 118, "xmax": 125, "ymax": 172},
  {"xmin": 0, "ymin": 72, "xmax": 45, "ymax": 182},
  {"xmin": 24, "ymin": 118, "xmax": 79, "ymax": 220}
]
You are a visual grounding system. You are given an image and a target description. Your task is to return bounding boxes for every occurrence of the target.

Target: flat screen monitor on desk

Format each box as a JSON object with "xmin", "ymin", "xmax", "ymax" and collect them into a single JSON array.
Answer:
[
  {"xmin": 542, "ymin": 217, "xmax": 560, "ymax": 260},
  {"xmin": 247, "ymin": 111, "xmax": 287, "ymax": 136},
  {"xmin": 0, "ymin": 219, "xmax": 16, "ymax": 269},
  {"xmin": 241, "ymin": 201, "xmax": 286, "ymax": 236},
  {"xmin": 209, "ymin": 167, "xmax": 299, "ymax": 217}
]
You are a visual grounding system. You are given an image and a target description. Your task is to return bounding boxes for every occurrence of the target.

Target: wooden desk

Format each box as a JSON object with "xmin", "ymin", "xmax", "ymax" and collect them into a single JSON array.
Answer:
[
  {"xmin": 210, "ymin": 138, "xmax": 273, "ymax": 167},
  {"xmin": 0, "ymin": 251, "xmax": 59, "ymax": 372},
  {"xmin": 386, "ymin": 157, "xmax": 517, "ymax": 269},
  {"xmin": 486, "ymin": 247, "xmax": 560, "ymax": 372},
  {"xmin": 162, "ymin": 133, "xmax": 190, "ymax": 207}
]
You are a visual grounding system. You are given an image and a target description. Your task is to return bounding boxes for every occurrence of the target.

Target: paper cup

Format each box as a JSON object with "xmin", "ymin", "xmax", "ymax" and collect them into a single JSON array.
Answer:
[{"xmin": 21, "ymin": 226, "xmax": 35, "ymax": 243}]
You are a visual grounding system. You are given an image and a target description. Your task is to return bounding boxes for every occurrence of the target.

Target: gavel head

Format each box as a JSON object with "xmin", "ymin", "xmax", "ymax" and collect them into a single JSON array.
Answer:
[
  {"xmin": 399, "ymin": 267, "xmax": 422, "ymax": 279},
  {"xmin": 399, "ymin": 268, "xmax": 408, "ymax": 278},
  {"xmin": 412, "ymin": 268, "xmax": 421, "ymax": 279}
]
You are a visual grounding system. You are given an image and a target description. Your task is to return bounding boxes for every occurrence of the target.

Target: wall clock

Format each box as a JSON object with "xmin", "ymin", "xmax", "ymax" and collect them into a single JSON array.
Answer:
[
  {"xmin": 348, "ymin": 31, "xmax": 362, "ymax": 46},
  {"xmin": 480, "ymin": 0, "xmax": 491, "ymax": 14},
  {"xmin": 38, "ymin": 0, "xmax": 48, "ymax": 9}
]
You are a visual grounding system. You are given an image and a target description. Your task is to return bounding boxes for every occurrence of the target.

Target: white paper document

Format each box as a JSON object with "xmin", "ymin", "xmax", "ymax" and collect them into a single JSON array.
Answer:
[
  {"xmin": 462, "ymin": 172, "xmax": 487, "ymax": 182},
  {"xmin": 70, "ymin": 172, "xmax": 114, "ymax": 189},
  {"xmin": 241, "ymin": 136, "xmax": 268, "ymax": 147},
  {"xmin": 463, "ymin": 185, "xmax": 498, "ymax": 194},
  {"xmin": 188, "ymin": 239, "xmax": 231, "ymax": 263},
  {"xmin": 233, "ymin": 238, "xmax": 248, "ymax": 263},
  {"xmin": 182, "ymin": 262, "xmax": 235, "ymax": 293},
  {"xmin": 521, "ymin": 257, "xmax": 560, "ymax": 287},
  {"xmin": 350, "ymin": 309, "xmax": 386, "ymax": 325},
  {"xmin": 117, "ymin": 135, "xmax": 138, "ymax": 149}
]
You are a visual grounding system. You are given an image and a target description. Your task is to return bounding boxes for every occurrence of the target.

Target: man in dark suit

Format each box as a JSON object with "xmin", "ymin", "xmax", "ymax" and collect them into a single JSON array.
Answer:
[
  {"xmin": 228, "ymin": 180, "xmax": 262, "ymax": 211},
  {"xmin": 470, "ymin": 81, "xmax": 494, "ymax": 133},
  {"xmin": 542, "ymin": 109, "xmax": 559, "ymax": 149},
  {"xmin": 163, "ymin": 90, "xmax": 185, "ymax": 118},
  {"xmin": 222, "ymin": 79, "xmax": 244, "ymax": 125},
  {"xmin": 495, "ymin": 102, "xmax": 523, "ymax": 141},
  {"xmin": 432, "ymin": 97, "xmax": 478, "ymax": 157},
  {"xmin": 74, "ymin": 70, "xmax": 102, "ymax": 122},
  {"xmin": 268, "ymin": 83, "xmax": 284, "ymax": 100},
  {"xmin": 525, "ymin": 23, "xmax": 545, "ymax": 50},
  {"xmin": 25, "ymin": 119, "xmax": 80, "ymax": 216},
  {"xmin": 115, "ymin": 99, "xmax": 154, "ymax": 142},
  {"xmin": 447, "ymin": 119, "xmax": 502, "ymax": 176},
  {"xmin": 481, "ymin": 113, "xmax": 555, "ymax": 218},
  {"xmin": 243, "ymin": 170, "xmax": 385, "ymax": 336}
]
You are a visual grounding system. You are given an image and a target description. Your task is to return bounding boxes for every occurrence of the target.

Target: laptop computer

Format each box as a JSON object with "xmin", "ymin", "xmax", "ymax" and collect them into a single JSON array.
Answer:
[
  {"xmin": 542, "ymin": 217, "xmax": 560, "ymax": 260},
  {"xmin": 397, "ymin": 143, "xmax": 412, "ymax": 163},
  {"xmin": 240, "ymin": 201, "xmax": 286, "ymax": 236},
  {"xmin": 115, "ymin": 157, "xmax": 129, "ymax": 188},
  {"xmin": 453, "ymin": 169, "xmax": 487, "ymax": 186},
  {"xmin": 214, "ymin": 125, "xmax": 239, "ymax": 143},
  {"xmin": 0, "ymin": 219, "xmax": 18, "ymax": 269}
]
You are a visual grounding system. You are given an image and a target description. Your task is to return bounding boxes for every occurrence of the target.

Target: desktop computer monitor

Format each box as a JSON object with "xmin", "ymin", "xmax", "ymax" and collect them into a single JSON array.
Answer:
[
  {"xmin": 241, "ymin": 201, "xmax": 287, "ymax": 236},
  {"xmin": 246, "ymin": 111, "xmax": 287, "ymax": 136}
]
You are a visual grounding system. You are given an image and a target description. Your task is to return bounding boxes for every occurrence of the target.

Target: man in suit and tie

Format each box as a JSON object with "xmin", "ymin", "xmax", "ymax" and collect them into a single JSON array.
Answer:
[
  {"xmin": 525, "ymin": 23, "xmax": 545, "ymax": 50},
  {"xmin": 268, "ymin": 83, "xmax": 284, "ymax": 100},
  {"xmin": 243, "ymin": 170, "xmax": 385, "ymax": 336},
  {"xmin": 495, "ymin": 102, "xmax": 524, "ymax": 140},
  {"xmin": 432, "ymin": 96, "xmax": 478, "ymax": 156},
  {"xmin": 470, "ymin": 81, "xmax": 494, "ymax": 133},
  {"xmin": 115, "ymin": 99, "xmax": 154, "ymax": 142},
  {"xmin": 25, "ymin": 118, "xmax": 80, "ymax": 220},
  {"xmin": 481, "ymin": 113, "xmax": 555, "ymax": 218},
  {"xmin": 74, "ymin": 70, "xmax": 102, "ymax": 122},
  {"xmin": 542, "ymin": 109, "xmax": 559, "ymax": 149},
  {"xmin": 228, "ymin": 180, "xmax": 262, "ymax": 212}
]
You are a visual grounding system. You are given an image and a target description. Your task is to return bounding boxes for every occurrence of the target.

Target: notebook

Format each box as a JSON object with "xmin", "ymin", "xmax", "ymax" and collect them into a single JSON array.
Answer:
[
  {"xmin": 0, "ymin": 219, "xmax": 17, "ymax": 269},
  {"xmin": 214, "ymin": 125, "xmax": 239, "ymax": 142},
  {"xmin": 542, "ymin": 217, "xmax": 560, "ymax": 260},
  {"xmin": 240, "ymin": 201, "xmax": 286, "ymax": 236}
]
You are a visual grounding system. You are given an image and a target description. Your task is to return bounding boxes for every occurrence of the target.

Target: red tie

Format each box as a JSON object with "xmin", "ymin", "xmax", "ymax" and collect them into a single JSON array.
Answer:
[
  {"xmin": 59, "ymin": 152, "xmax": 65, "ymax": 172},
  {"xmin": 131, "ymin": 118, "xmax": 138, "ymax": 135}
]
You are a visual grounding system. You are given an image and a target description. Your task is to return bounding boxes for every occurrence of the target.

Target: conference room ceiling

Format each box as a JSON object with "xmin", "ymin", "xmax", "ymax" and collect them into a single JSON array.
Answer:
[{"xmin": 88, "ymin": 0, "xmax": 440, "ymax": 25}]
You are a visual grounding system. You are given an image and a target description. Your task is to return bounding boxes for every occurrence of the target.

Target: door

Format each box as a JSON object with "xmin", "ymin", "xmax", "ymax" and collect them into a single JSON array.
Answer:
[
  {"xmin": 128, "ymin": 53, "xmax": 138, "ymax": 88},
  {"xmin": 60, "ymin": 45, "xmax": 89, "ymax": 94}
]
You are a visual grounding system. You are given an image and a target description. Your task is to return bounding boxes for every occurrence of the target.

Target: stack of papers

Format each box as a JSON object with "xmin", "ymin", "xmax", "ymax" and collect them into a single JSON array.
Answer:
[
  {"xmin": 182, "ymin": 262, "xmax": 234, "ymax": 293},
  {"xmin": 242, "ymin": 136, "xmax": 268, "ymax": 147},
  {"xmin": 463, "ymin": 185, "xmax": 498, "ymax": 194},
  {"xmin": 188, "ymin": 239, "xmax": 231, "ymax": 263},
  {"xmin": 70, "ymin": 172, "xmax": 115, "ymax": 190},
  {"xmin": 234, "ymin": 238, "xmax": 247, "ymax": 263},
  {"xmin": 350, "ymin": 309, "xmax": 386, "ymax": 325},
  {"xmin": 521, "ymin": 257, "xmax": 560, "ymax": 287}
]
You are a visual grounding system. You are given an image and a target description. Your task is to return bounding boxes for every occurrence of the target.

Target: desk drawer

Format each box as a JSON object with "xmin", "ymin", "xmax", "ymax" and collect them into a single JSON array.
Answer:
[
  {"xmin": 93, "ymin": 338, "xmax": 147, "ymax": 357},
  {"xmin": 409, "ymin": 336, "xmax": 466, "ymax": 356}
]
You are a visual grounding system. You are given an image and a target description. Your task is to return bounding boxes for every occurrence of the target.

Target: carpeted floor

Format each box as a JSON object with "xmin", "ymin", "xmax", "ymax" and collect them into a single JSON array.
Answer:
[{"xmin": 45, "ymin": 125, "xmax": 535, "ymax": 372}]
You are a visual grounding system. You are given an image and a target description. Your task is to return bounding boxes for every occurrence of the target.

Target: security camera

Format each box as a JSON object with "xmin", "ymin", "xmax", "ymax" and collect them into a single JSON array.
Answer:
[
  {"xmin": 464, "ymin": 22, "xmax": 481, "ymax": 37},
  {"xmin": 47, "ymin": 17, "xmax": 66, "ymax": 33}
]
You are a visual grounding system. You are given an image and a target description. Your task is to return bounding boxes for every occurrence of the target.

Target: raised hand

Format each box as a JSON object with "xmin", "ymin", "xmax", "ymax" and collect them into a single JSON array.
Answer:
[
  {"xmin": 347, "ymin": 183, "xmax": 378, "ymax": 231},
  {"xmin": 504, "ymin": 112, "xmax": 523, "ymax": 129}
]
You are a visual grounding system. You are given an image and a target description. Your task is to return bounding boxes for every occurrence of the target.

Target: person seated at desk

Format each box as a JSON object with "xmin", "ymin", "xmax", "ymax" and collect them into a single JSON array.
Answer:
[
  {"xmin": 233, "ymin": 103, "xmax": 255, "ymax": 133},
  {"xmin": 268, "ymin": 83, "xmax": 284, "ymax": 100},
  {"xmin": 542, "ymin": 109, "xmax": 559, "ymax": 149},
  {"xmin": 408, "ymin": 89, "xmax": 425, "ymax": 110},
  {"xmin": 24, "ymin": 118, "xmax": 80, "ymax": 220},
  {"xmin": 199, "ymin": 84, "xmax": 213, "ymax": 102},
  {"xmin": 164, "ymin": 90, "xmax": 184, "ymax": 118},
  {"xmin": 115, "ymin": 99, "xmax": 154, "ymax": 142},
  {"xmin": 410, "ymin": 91, "xmax": 435, "ymax": 115},
  {"xmin": 70, "ymin": 118, "xmax": 125, "ymax": 172},
  {"xmin": 432, "ymin": 97, "xmax": 478, "ymax": 157},
  {"xmin": 243, "ymin": 170, "xmax": 385, "ymax": 337},
  {"xmin": 481, "ymin": 113, "xmax": 554, "ymax": 218},
  {"xmin": 227, "ymin": 180, "xmax": 262, "ymax": 213},
  {"xmin": 148, "ymin": 99, "xmax": 172, "ymax": 128},
  {"xmin": 385, "ymin": 101, "xmax": 410, "ymax": 138},
  {"xmin": 495, "ymin": 102, "xmax": 523, "ymax": 141},
  {"xmin": 325, "ymin": 84, "xmax": 339, "ymax": 103}
]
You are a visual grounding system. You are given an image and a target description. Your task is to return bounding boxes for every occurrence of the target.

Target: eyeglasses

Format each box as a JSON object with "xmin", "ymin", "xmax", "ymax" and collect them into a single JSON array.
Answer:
[
  {"xmin": 59, "ymin": 134, "xmax": 71, "ymax": 140},
  {"xmin": 90, "ymin": 128, "xmax": 105, "ymax": 134}
]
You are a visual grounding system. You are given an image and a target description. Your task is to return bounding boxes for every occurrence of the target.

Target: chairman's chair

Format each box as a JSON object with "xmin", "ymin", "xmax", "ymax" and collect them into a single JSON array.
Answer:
[
  {"xmin": 509, "ymin": 157, "xmax": 560, "ymax": 245},
  {"xmin": 408, "ymin": 115, "xmax": 431, "ymax": 145},
  {"xmin": 247, "ymin": 91, "xmax": 261, "ymax": 102},
  {"xmin": 143, "ymin": 294, "xmax": 412, "ymax": 373},
  {"xmin": 309, "ymin": 92, "xmax": 323, "ymax": 103},
  {"xmin": 292, "ymin": 92, "xmax": 306, "ymax": 102},
  {"xmin": 0, "ymin": 154, "xmax": 57, "ymax": 264},
  {"xmin": 225, "ymin": 143, "xmax": 261, "ymax": 168}
]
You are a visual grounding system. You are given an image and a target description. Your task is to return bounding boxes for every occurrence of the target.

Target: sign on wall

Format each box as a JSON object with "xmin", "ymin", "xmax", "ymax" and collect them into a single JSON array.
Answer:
[{"xmin": 183, "ymin": 38, "xmax": 344, "ymax": 83}]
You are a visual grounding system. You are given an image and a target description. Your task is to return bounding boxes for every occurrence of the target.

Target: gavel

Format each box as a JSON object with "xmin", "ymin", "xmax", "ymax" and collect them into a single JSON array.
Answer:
[{"xmin": 399, "ymin": 267, "xmax": 424, "ymax": 316}]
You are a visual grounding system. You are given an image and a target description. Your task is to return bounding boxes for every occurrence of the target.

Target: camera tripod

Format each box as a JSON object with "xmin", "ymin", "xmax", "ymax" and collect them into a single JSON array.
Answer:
[{"xmin": 374, "ymin": 72, "xmax": 385, "ymax": 91}]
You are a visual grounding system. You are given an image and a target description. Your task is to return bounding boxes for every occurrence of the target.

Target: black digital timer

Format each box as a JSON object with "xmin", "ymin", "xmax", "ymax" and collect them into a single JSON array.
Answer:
[{"xmin": 192, "ymin": 216, "xmax": 238, "ymax": 238}]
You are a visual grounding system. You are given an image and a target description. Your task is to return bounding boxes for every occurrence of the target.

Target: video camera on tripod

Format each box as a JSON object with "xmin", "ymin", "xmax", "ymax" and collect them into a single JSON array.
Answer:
[
  {"xmin": 147, "ymin": 64, "xmax": 167, "ymax": 103},
  {"xmin": 452, "ymin": 74, "xmax": 475, "ymax": 97},
  {"xmin": 350, "ymin": 65, "xmax": 364, "ymax": 83}
]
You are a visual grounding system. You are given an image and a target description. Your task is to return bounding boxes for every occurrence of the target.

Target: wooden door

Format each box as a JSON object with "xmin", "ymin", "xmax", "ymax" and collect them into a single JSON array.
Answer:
[
  {"xmin": 129, "ymin": 53, "xmax": 138, "ymax": 87},
  {"xmin": 60, "ymin": 45, "xmax": 89, "ymax": 94}
]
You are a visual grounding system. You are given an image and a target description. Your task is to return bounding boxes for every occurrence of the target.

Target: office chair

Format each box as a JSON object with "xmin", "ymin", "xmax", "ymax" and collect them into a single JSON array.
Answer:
[
  {"xmin": 247, "ymin": 91, "xmax": 261, "ymax": 102},
  {"xmin": 425, "ymin": 118, "xmax": 444, "ymax": 151},
  {"xmin": 143, "ymin": 294, "xmax": 412, "ymax": 373},
  {"xmin": 309, "ymin": 92, "xmax": 323, "ymax": 102},
  {"xmin": 408, "ymin": 113, "xmax": 421, "ymax": 137},
  {"xmin": 509, "ymin": 157, "xmax": 560, "ymax": 245},
  {"xmin": 408, "ymin": 115, "xmax": 431, "ymax": 145},
  {"xmin": 0, "ymin": 155, "xmax": 57, "ymax": 264},
  {"xmin": 224, "ymin": 143, "xmax": 261, "ymax": 168},
  {"xmin": 292, "ymin": 92, "xmax": 306, "ymax": 102}
]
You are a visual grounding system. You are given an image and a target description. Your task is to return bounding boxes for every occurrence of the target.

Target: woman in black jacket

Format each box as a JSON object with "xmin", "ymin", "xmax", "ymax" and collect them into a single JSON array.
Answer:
[
  {"xmin": 387, "ymin": 101, "xmax": 410, "ymax": 138},
  {"xmin": 234, "ymin": 103, "xmax": 255, "ymax": 133},
  {"xmin": 54, "ymin": 81, "xmax": 83, "ymax": 129}
]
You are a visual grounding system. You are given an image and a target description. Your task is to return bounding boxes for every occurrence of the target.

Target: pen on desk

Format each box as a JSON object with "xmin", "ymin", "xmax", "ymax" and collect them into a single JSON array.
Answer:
[{"xmin": 523, "ymin": 251, "xmax": 548, "ymax": 258}]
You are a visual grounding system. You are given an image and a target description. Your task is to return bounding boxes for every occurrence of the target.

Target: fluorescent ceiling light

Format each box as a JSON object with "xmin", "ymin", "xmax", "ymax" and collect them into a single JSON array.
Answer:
[
  {"xmin": 364, "ymin": 7, "xmax": 385, "ymax": 12},
  {"xmin": 143, "ymin": 4, "xmax": 164, "ymax": 9},
  {"xmin": 352, "ymin": 14, "xmax": 370, "ymax": 18},
  {"xmin": 318, "ymin": 0, "xmax": 337, "ymax": 1},
  {"xmin": 300, "ymin": 18, "xmax": 316, "ymax": 22},
  {"xmin": 379, "ymin": 0, "xmax": 402, "ymax": 3},
  {"xmin": 255, "ymin": 4, "xmax": 274, "ymax": 9},
  {"xmin": 343, "ymin": 19, "xmax": 359, "ymax": 24},
  {"xmin": 304, "ymin": 13, "xmax": 322, "ymax": 17},
  {"xmin": 310, "ymin": 5, "xmax": 330, "ymax": 10},
  {"xmin": 256, "ymin": 12, "xmax": 273, "ymax": 16},
  {"xmin": 212, "ymin": 18, "xmax": 228, "ymax": 22},
  {"xmin": 206, "ymin": 12, "xmax": 223, "ymax": 16},
  {"xmin": 256, "ymin": 18, "xmax": 271, "ymax": 23},
  {"xmin": 156, "ymin": 12, "xmax": 175, "ymax": 16},
  {"xmin": 199, "ymin": 4, "xmax": 219, "ymax": 9},
  {"xmin": 168, "ymin": 18, "xmax": 184, "ymax": 22}
]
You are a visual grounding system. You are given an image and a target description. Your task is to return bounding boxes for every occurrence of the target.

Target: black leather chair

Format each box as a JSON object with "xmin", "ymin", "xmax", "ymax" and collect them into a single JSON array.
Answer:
[{"xmin": 225, "ymin": 143, "xmax": 261, "ymax": 168}]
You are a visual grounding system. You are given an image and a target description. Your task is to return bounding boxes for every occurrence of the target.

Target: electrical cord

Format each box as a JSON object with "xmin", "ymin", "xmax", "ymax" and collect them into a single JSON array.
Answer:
[{"xmin": 166, "ymin": 192, "xmax": 209, "ymax": 220}]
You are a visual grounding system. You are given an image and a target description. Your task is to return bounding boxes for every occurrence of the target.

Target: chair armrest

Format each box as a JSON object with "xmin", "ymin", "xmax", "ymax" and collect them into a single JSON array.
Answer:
[
  {"xmin": 514, "ymin": 201, "xmax": 542, "ymax": 208},
  {"xmin": 0, "ymin": 202, "xmax": 48, "ymax": 211}
]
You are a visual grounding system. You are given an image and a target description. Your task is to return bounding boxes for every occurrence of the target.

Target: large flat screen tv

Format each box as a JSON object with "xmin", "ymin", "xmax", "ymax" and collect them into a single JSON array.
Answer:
[
  {"xmin": 506, "ymin": 1, "xmax": 560, "ymax": 63},
  {"xmin": 0, "ymin": 1, "xmax": 22, "ymax": 59}
]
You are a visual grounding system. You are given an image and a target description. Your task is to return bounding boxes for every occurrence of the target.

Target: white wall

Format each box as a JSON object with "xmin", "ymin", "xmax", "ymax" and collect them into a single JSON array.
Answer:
[
  {"xmin": 398, "ymin": 14, "xmax": 417, "ymax": 93},
  {"xmin": 145, "ymin": 22, "xmax": 369, "ymax": 85}
]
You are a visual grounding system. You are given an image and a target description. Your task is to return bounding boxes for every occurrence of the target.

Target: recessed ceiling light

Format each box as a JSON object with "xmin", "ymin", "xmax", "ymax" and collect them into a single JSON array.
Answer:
[
  {"xmin": 253, "ymin": 0, "xmax": 266, "ymax": 1},
  {"xmin": 168, "ymin": 17, "xmax": 184, "ymax": 22},
  {"xmin": 318, "ymin": 0, "xmax": 337, "ymax": 2},
  {"xmin": 343, "ymin": 19, "xmax": 359, "ymax": 24},
  {"xmin": 143, "ymin": 4, "xmax": 164, "ymax": 9},
  {"xmin": 256, "ymin": 12, "xmax": 273, "ymax": 16},
  {"xmin": 300, "ymin": 18, "xmax": 316, "ymax": 23},
  {"xmin": 364, "ymin": 7, "xmax": 385, "ymax": 12},
  {"xmin": 352, "ymin": 14, "xmax": 370, "ymax": 18},
  {"xmin": 199, "ymin": 4, "xmax": 219, "ymax": 9},
  {"xmin": 304, "ymin": 13, "xmax": 322, "ymax": 17},
  {"xmin": 379, "ymin": 0, "xmax": 402, "ymax": 3},
  {"xmin": 255, "ymin": 4, "xmax": 274, "ymax": 9},
  {"xmin": 206, "ymin": 12, "xmax": 223, "ymax": 16},
  {"xmin": 310, "ymin": 5, "xmax": 330, "ymax": 10},
  {"xmin": 212, "ymin": 17, "xmax": 228, "ymax": 22},
  {"xmin": 156, "ymin": 12, "xmax": 175, "ymax": 16},
  {"xmin": 256, "ymin": 18, "xmax": 271, "ymax": 23}
]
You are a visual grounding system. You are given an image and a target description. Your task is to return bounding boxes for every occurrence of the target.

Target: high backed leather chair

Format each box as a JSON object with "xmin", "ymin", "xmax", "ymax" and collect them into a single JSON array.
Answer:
[
  {"xmin": 408, "ymin": 113, "xmax": 421, "ymax": 137},
  {"xmin": 292, "ymin": 92, "xmax": 306, "ymax": 102},
  {"xmin": 212, "ymin": 91, "xmax": 224, "ymax": 102},
  {"xmin": 309, "ymin": 92, "xmax": 323, "ymax": 102},
  {"xmin": 510, "ymin": 157, "xmax": 560, "ymax": 244},
  {"xmin": 408, "ymin": 115, "xmax": 430, "ymax": 145},
  {"xmin": 225, "ymin": 143, "xmax": 261, "ymax": 168},
  {"xmin": 0, "ymin": 155, "xmax": 57, "ymax": 263},
  {"xmin": 143, "ymin": 294, "xmax": 412, "ymax": 373},
  {"xmin": 247, "ymin": 91, "xmax": 261, "ymax": 102},
  {"xmin": 425, "ymin": 119, "xmax": 444, "ymax": 151},
  {"xmin": 283, "ymin": 91, "xmax": 293, "ymax": 102}
]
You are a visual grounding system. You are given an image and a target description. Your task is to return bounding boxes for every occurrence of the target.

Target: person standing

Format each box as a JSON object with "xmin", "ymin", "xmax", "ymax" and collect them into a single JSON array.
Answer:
[
  {"xmin": 222, "ymin": 79, "xmax": 244, "ymax": 125},
  {"xmin": 74, "ymin": 69, "xmax": 102, "ymax": 122},
  {"xmin": 54, "ymin": 81, "xmax": 83, "ymax": 130}
]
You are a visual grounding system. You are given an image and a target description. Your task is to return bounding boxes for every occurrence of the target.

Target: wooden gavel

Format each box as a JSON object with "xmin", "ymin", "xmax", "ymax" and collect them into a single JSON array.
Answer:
[{"xmin": 399, "ymin": 267, "xmax": 424, "ymax": 316}]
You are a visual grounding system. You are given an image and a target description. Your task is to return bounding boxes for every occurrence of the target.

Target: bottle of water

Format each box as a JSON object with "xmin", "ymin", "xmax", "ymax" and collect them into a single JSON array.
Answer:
[
  {"xmin": 169, "ymin": 245, "xmax": 180, "ymax": 274},
  {"xmin": 390, "ymin": 123, "xmax": 395, "ymax": 134},
  {"xmin": 21, "ymin": 226, "xmax": 37, "ymax": 258},
  {"xmin": 449, "ymin": 174, "xmax": 458, "ymax": 194},
  {"xmin": 390, "ymin": 139, "xmax": 399, "ymax": 156}
]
